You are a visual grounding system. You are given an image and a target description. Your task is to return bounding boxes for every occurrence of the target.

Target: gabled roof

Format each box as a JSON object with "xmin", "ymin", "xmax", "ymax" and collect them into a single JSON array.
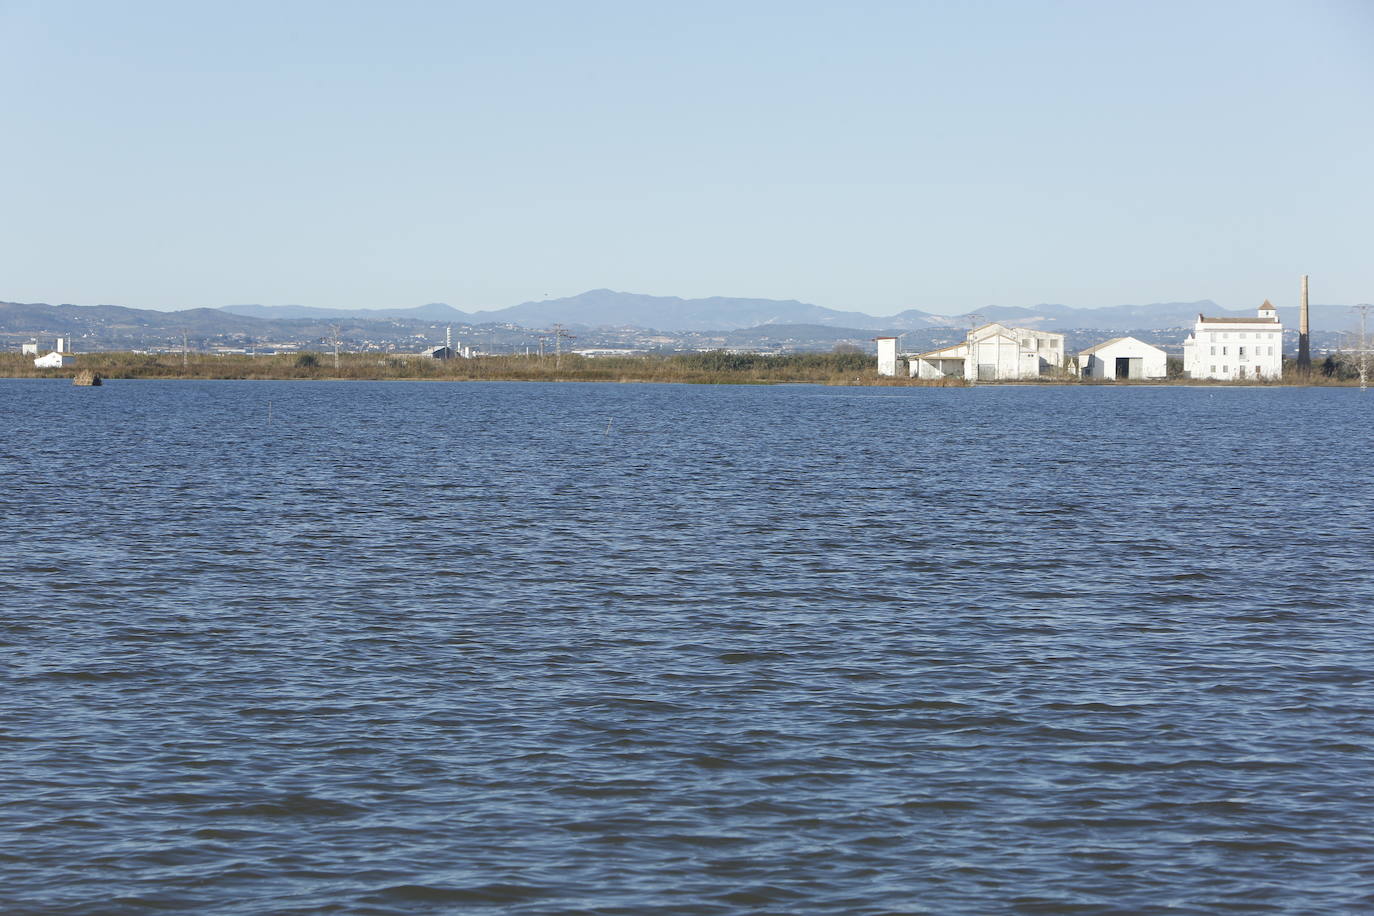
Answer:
[
  {"xmin": 1078, "ymin": 335, "xmax": 1166, "ymax": 356},
  {"xmin": 1079, "ymin": 336, "xmax": 1128, "ymax": 355},
  {"xmin": 915, "ymin": 342, "xmax": 967, "ymax": 359},
  {"xmin": 1199, "ymin": 317, "xmax": 1279, "ymax": 325}
]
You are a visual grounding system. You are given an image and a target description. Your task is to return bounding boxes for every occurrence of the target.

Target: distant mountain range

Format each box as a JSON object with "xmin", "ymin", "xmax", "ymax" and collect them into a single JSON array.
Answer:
[
  {"xmin": 219, "ymin": 289, "xmax": 1360, "ymax": 333},
  {"xmin": 3, "ymin": 292, "xmax": 1364, "ymax": 356}
]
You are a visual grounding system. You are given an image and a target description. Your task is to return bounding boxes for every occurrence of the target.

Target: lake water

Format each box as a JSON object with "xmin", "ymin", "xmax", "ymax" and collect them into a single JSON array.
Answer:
[{"xmin": 3, "ymin": 379, "xmax": 1373, "ymax": 914}]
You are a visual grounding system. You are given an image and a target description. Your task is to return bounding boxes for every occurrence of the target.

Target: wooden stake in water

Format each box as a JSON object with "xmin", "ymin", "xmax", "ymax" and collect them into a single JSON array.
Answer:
[
  {"xmin": 604, "ymin": 418, "xmax": 613, "ymax": 436},
  {"xmin": 267, "ymin": 400, "xmax": 273, "ymax": 425}
]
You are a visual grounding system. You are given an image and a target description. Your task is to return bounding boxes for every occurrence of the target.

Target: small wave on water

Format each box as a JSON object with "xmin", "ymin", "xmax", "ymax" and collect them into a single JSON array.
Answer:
[{"xmin": 2, "ymin": 380, "xmax": 1373, "ymax": 914}]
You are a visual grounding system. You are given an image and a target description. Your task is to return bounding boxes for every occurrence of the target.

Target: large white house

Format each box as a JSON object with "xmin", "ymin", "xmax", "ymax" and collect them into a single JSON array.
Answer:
[
  {"xmin": 1182, "ymin": 301, "xmax": 1283, "ymax": 381},
  {"xmin": 1077, "ymin": 336, "xmax": 1168, "ymax": 380},
  {"xmin": 908, "ymin": 323, "xmax": 1064, "ymax": 381}
]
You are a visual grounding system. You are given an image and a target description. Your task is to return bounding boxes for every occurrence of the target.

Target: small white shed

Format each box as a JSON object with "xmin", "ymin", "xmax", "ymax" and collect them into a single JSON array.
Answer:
[
  {"xmin": 1078, "ymin": 336, "xmax": 1167, "ymax": 380},
  {"xmin": 34, "ymin": 352, "xmax": 76, "ymax": 368}
]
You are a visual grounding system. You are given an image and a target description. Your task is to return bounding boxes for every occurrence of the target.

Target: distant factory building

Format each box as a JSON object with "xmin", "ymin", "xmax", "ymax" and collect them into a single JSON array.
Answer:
[
  {"xmin": 907, "ymin": 323, "xmax": 1065, "ymax": 381},
  {"xmin": 1182, "ymin": 301, "xmax": 1283, "ymax": 381},
  {"xmin": 421, "ymin": 326, "xmax": 471, "ymax": 360},
  {"xmin": 21, "ymin": 341, "xmax": 39, "ymax": 356},
  {"xmin": 1077, "ymin": 337, "xmax": 1167, "ymax": 380}
]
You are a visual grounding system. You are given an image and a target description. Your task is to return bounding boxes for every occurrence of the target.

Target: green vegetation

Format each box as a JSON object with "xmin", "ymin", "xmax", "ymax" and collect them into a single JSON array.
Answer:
[
  {"xmin": 2, "ymin": 350, "xmax": 1365, "ymax": 386},
  {"xmin": 0, "ymin": 350, "xmax": 960, "ymax": 386}
]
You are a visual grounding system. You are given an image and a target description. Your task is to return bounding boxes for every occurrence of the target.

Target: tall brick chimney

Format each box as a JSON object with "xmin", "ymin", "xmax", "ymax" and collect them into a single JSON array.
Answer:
[{"xmin": 1297, "ymin": 274, "xmax": 1311, "ymax": 371}]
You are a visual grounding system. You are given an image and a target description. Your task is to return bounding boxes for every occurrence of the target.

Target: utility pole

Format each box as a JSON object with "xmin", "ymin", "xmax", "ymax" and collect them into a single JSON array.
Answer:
[
  {"xmin": 330, "ymin": 324, "xmax": 342, "ymax": 371},
  {"xmin": 182, "ymin": 329, "xmax": 189, "ymax": 369},
  {"xmin": 551, "ymin": 323, "xmax": 575, "ymax": 369}
]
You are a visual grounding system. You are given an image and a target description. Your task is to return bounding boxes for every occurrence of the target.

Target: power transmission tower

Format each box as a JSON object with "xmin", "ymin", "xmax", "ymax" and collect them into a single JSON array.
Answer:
[
  {"xmin": 330, "ymin": 324, "xmax": 342, "ymax": 371},
  {"xmin": 551, "ymin": 324, "xmax": 576, "ymax": 369},
  {"xmin": 1351, "ymin": 305, "xmax": 1373, "ymax": 392}
]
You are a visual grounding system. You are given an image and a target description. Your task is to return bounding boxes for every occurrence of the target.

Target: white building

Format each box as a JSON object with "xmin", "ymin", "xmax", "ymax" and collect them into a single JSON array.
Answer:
[
  {"xmin": 908, "ymin": 323, "xmax": 1064, "ymax": 381},
  {"xmin": 876, "ymin": 337, "xmax": 899, "ymax": 376},
  {"xmin": 34, "ymin": 352, "xmax": 76, "ymax": 368},
  {"xmin": 21, "ymin": 341, "xmax": 39, "ymax": 356},
  {"xmin": 1078, "ymin": 336, "xmax": 1168, "ymax": 380},
  {"xmin": 1182, "ymin": 301, "xmax": 1283, "ymax": 381}
]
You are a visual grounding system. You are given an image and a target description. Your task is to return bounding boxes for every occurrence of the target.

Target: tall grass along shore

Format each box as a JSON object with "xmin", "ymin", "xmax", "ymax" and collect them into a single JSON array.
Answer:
[{"xmin": 1, "ymin": 351, "xmax": 1363, "ymax": 386}]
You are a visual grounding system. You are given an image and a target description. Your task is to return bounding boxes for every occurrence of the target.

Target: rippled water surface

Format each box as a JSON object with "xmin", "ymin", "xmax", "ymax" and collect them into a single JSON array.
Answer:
[{"xmin": 3, "ymin": 379, "xmax": 1373, "ymax": 914}]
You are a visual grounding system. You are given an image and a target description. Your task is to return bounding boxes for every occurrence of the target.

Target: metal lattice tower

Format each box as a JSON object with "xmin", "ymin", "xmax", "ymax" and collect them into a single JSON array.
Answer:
[{"xmin": 1351, "ymin": 305, "xmax": 1373, "ymax": 392}]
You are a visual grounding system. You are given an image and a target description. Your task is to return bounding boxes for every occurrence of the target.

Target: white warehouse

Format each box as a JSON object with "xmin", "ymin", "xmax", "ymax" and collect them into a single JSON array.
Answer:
[
  {"xmin": 1182, "ymin": 301, "xmax": 1283, "ymax": 381},
  {"xmin": 907, "ymin": 323, "xmax": 1065, "ymax": 381},
  {"xmin": 1077, "ymin": 337, "xmax": 1168, "ymax": 380}
]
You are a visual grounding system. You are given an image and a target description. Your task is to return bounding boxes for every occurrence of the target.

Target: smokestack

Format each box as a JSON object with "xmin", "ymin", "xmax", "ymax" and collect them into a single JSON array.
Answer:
[
  {"xmin": 446, "ymin": 325, "xmax": 452, "ymax": 351},
  {"xmin": 1298, "ymin": 274, "xmax": 1311, "ymax": 371}
]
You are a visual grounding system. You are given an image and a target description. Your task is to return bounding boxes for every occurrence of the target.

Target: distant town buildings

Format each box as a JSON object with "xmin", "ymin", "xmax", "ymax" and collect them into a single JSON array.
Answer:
[
  {"xmin": 1076, "ymin": 336, "xmax": 1167, "ymax": 380},
  {"xmin": 1182, "ymin": 301, "xmax": 1283, "ymax": 381}
]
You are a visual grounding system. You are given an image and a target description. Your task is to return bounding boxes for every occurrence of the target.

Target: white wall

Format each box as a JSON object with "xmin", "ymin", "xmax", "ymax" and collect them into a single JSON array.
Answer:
[
  {"xmin": 1080, "ymin": 338, "xmax": 1167, "ymax": 380},
  {"xmin": 877, "ymin": 338, "xmax": 898, "ymax": 377},
  {"xmin": 1187, "ymin": 326, "xmax": 1283, "ymax": 380}
]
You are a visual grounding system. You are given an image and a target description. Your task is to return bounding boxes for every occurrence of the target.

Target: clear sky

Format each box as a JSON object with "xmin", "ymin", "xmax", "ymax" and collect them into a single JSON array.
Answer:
[{"xmin": 3, "ymin": 0, "xmax": 1371, "ymax": 315}]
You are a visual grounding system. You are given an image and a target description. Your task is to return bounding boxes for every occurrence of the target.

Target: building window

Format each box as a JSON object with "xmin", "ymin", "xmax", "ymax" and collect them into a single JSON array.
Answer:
[
  {"xmin": 1210, "ymin": 365, "xmax": 1216, "ymax": 373},
  {"xmin": 1222, "ymin": 346, "xmax": 1228, "ymax": 355},
  {"xmin": 1210, "ymin": 346, "xmax": 1216, "ymax": 355},
  {"xmin": 1239, "ymin": 347, "xmax": 1247, "ymax": 358}
]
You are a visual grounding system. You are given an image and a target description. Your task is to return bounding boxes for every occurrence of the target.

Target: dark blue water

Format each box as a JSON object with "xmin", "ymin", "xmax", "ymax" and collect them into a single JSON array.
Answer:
[{"xmin": 3, "ymin": 379, "xmax": 1373, "ymax": 914}]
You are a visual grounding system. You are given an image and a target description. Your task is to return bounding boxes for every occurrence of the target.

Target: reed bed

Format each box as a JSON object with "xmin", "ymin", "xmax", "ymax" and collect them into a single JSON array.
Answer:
[
  {"xmin": 3, "ymin": 351, "xmax": 1363, "ymax": 386},
  {"xmin": 0, "ymin": 351, "xmax": 961, "ymax": 386}
]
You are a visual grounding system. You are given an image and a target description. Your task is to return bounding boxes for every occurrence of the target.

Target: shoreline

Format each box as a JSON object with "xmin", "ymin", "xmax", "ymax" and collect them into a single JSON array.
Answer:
[{"xmin": 1, "ymin": 352, "xmax": 1365, "ymax": 387}]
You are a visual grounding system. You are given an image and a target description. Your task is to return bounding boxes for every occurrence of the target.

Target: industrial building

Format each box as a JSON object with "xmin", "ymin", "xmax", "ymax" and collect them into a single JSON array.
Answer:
[
  {"xmin": 1181, "ymin": 301, "xmax": 1283, "ymax": 381},
  {"xmin": 1077, "ymin": 337, "xmax": 1168, "ymax": 380},
  {"xmin": 421, "ymin": 327, "xmax": 471, "ymax": 360},
  {"xmin": 900, "ymin": 323, "xmax": 1065, "ymax": 381},
  {"xmin": 29, "ymin": 336, "xmax": 76, "ymax": 368}
]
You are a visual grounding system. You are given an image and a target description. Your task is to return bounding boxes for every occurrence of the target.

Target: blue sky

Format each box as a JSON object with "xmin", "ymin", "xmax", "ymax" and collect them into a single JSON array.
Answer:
[{"xmin": 3, "ymin": 0, "xmax": 1371, "ymax": 315}]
